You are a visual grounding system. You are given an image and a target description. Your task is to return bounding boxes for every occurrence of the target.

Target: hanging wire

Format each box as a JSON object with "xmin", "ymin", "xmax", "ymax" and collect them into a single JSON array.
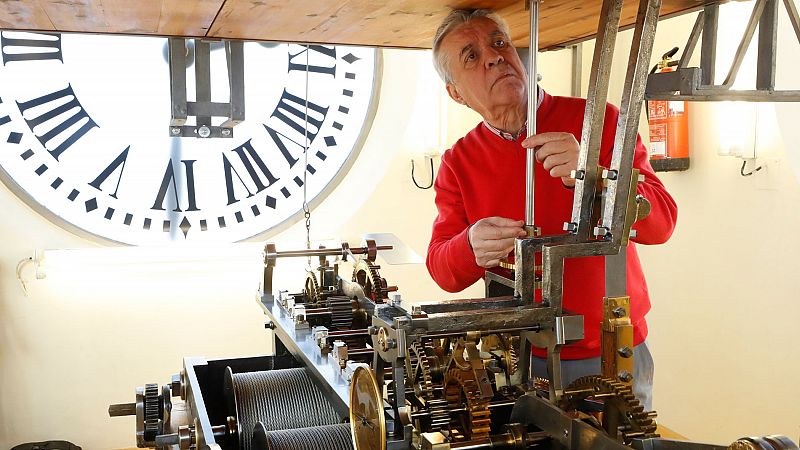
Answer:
[
  {"xmin": 411, "ymin": 158, "xmax": 434, "ymax": 189},
  {"xmin": 302, "ymin": 45, "xmax": 312, "ymax": 263},
  {"xmin": 740, "ymin": 105, "xmax": 762, "ymax": 177}
]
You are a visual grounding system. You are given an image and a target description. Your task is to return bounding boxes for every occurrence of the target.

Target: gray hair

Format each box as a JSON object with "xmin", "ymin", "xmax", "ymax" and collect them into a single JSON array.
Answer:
[{"xmin": 432, "ymin": 9, "xmax": 511, "ymax": 84}]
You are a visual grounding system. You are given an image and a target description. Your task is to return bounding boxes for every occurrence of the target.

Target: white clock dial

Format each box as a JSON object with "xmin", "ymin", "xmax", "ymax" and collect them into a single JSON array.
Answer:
[{"xmin": 0, "ymin": 31, "xmax": 379, "ymax": 245}]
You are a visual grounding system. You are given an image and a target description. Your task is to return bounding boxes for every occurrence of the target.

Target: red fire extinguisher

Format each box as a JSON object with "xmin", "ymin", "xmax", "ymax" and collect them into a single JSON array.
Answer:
[{"xmin": 647, "ymin": 47, "xmax": 689, "ymax": 160}]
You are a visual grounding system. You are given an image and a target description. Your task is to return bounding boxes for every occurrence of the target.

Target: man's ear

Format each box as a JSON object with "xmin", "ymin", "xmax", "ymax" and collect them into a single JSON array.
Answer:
[{"xmin": 446, "ymin": 83, "xmax": 468, "ymax": 107}]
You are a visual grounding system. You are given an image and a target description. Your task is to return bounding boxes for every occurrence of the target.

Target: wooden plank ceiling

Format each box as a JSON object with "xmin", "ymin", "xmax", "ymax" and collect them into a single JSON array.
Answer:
[{"xmin": 0, "ymin": 0, "xmax": 707, "ymax": 50}]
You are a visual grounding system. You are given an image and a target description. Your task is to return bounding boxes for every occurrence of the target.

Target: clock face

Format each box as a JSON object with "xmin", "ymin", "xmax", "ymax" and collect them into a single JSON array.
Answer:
[{"xmin": 0, "ymin": 32, "xmax": 379, "ymax": 245}]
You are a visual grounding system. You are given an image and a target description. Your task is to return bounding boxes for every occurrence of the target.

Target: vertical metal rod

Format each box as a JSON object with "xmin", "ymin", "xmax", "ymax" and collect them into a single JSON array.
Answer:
[
  {"xmin": 700, "ymin": 4, "xmax": 719, "ymax": 86},
  {"xmin": 568, "ymin": 0, "xmax": 624, "ymax": 239},
  {"xmin": 571, "ymin": 44, "xmax": 583, "ymax": 97},
  {"xmin": 784, "ymin": 0, "xmax": 800, "ymax": 45},
  {"xmin": 194, "ymin": 40, "xmax": 212, "ymax": 127},
  {"xmin": 678, "ymin": 11, "xmax": 704, "ymax": 69},
  {"xmin": 602, "ymin": 0, "xmax": 662, "ymax": 239},
  {"xmin": 722, "ymin": 0, "xmax": 767, "ymax": 88},
  {"xmin": 225, "ymin": 41, "xmax": 245, "ymax": 125},
  {"xmin": 757, "ymin": 0, "xmax": 778, "ymax": 90},
  {"xmin": 525, "ymin": 0, "xmax": 540, "ymax": 229},
  {"xmin": 168, "ymin": 38, "xmax": 188, "ymax": 126}
]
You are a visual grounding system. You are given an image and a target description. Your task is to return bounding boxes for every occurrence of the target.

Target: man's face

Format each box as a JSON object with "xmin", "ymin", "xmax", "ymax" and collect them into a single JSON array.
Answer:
[{"xmin": 440, "ymin": 17, "xmax": 528, "ymax": 120}]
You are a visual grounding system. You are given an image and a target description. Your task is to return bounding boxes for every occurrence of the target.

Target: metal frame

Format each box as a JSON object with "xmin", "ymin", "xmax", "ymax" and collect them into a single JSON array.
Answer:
[
  {"xmin": 646, "ymin": 0, "xmax": 800, "ymax": 101},
  {"xmin": 168, "ymin": 38, "xmax": 245, "ymax": 138}
]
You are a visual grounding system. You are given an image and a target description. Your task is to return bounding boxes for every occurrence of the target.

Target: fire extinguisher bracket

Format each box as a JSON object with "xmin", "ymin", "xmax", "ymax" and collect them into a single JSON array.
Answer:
[{"xmin": 650, "ymin": 157, "xmax": 690, "ymax": 172}]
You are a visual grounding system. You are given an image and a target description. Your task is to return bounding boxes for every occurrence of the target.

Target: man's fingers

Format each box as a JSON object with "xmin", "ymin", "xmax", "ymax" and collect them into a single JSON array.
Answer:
[
  {"xmin": 474, "ymin": 236, "xmax": 517, "ymax": 253},
  {"xmin": 541, "ymin": 151, "xmax": 572, "ymax": 171},
  {"xmin": 522, "ymin": 132, "xmax": 571, "ymax": 149},
  {"xmin": 481, "ymin": 216, "xmax": 525, "ymax": 227}
]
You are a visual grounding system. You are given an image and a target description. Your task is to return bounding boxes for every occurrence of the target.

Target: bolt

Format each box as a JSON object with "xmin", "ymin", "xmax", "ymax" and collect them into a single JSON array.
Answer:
[
  {"xmin": 617, "ymin": 346, "xmax": 633, "ymax": 358},
  {"xmin": 570, "ymin": 169, "xmax": 585, "ymax": 180},
  {"xmin": 264, "ymin": 321, "xmax": 275, "ymax": 330},
  {"xmin": 603, "ymin": 169, "xmax": 618, "ymax": 180},
  {"xmin": 170, "ymin": 127, "xmax": 181, "ymax": 136},
  {"xmin": 612, "ymin": 307, "xmax": 626, "ymax": 318},
  {"xmin": 629, "ymin": 229, "xmax": 638, "ymax": 239},
  {"xmin": 593, "ymin": 226, "xmax": 610, "ymax": 237},
  {"xmin": 367, "ymin": 326, "xmax": 378, "ymax": 335},
  {"xmin": 618, "ymin": 371, "xmax": 633, "ymax": 383},
  {"xmin": 221, "ymin": 128, "xmax": 232, "ymax": 137},
  {"xmin": 386, "ymin": 339, "xmax": 397, "ymax": 349},
  {"xmin": 197, "ymin": 125, "xmax": 211, "ymax": 138},
  {"xmin": 563, "ymin": 222, "xmax": 578, "ymax": 233},
  {"xmin": 563, "ymin": 429, "xmax": 569, "ymax": 438},
  {"xmin": 411, "ymin": 305, "xmax": 422, "ymax": 314}
]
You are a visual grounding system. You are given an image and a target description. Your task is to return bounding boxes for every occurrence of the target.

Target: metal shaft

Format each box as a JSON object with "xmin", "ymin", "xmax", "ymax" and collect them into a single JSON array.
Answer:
[
  {"xmin": 275, "ymin": 245, "xmax": 391, "ymax": 259},
  {"xmin": 525, "ymin": 0, "xmax": 539, "ymax": 228}
]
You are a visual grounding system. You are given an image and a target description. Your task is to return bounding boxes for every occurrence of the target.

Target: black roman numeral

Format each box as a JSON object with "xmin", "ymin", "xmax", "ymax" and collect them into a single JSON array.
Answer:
[
  {"xmin": 151, "ymin": 159, "xmax": 200, "ymax": 212},
  {"xmin": 288, "ymin": 45, "xmax": 336, "ymax": 76},
  {"xmin": 263, "ymin": 125, "xmax": 301, "ymax": 169},
  {"xmin": 270, "ymin": 89, "xmax": 329, "ymax": 143},
  {"xmin": 16, "ymin": 84, "xmax": 98, "ymax": 161},
  {"xmin": 1, "ymin": 32, "xmax": 63, "ymax": 64},
  {"xmin": 222, "ymin": 140, "xmax": 279, "ymax": 205},
  {"xmin": 89, "ymin": 146, "xmax": 130, "ymax": 199}
]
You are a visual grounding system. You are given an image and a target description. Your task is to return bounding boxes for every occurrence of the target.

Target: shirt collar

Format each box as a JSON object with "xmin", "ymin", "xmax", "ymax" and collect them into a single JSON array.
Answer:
[{"xmin": 484, "ymin": 87, "xmax": 545, "ymax": 141}]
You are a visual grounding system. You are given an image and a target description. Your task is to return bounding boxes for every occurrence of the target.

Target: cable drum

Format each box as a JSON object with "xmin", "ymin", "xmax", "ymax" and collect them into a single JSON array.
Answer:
[
  {"xmin": 251, "ymin": 423, "xmax": 354, "ymax": 450},
  {"xmin": 224, "ymin": 367, "xmax": 341, "ymax": 450}
]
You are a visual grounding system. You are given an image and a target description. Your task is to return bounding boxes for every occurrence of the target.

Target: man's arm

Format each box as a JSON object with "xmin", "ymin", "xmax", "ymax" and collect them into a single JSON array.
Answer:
[
  {"xmin": 629, "ymin": 132, "xmax": 678, "ymax": 244},
  {"xmin": 600, "ymin": 103, "xmax": 677, "ymax": 244},
  {"xmin": 426, "ymin": 157, "xmax": 485, "ymax": 292}
]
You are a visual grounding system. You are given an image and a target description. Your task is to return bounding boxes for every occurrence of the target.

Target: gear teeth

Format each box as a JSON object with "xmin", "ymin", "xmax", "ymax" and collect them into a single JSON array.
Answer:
[{"xmin": 559, "ymin": 375, "xmax": 660, "ymax": 444}]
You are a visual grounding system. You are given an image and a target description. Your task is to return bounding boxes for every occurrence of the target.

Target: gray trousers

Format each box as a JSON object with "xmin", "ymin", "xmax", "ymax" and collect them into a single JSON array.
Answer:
[{"xmin": 531, "ymin": 341, "xmax": 654, "ymax": 411}]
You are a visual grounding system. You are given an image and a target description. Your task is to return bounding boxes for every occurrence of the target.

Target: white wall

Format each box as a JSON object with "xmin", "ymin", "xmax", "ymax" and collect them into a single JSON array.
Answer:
[{"xmin": 2, "ymin": 3, "xmax": 800, "ymax": 448}]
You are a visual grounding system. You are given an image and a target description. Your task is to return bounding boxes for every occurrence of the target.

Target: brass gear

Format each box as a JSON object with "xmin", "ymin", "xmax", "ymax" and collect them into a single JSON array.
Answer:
[
  {"xmin": 559, "ymin": 375, "xmax": 659, "ymax": 444},
  {"xmin": 304, "ymin": 271, "xmax": 322, "ymax": 304},
  {"xmin": 443, "ymin": 368, "xmax": 492, "ymax": 441},
  {"xmin": 406, "ymin": 342, "xmax": 435, "ymax": 399},
  {"xmin": 352, "ymin": 259, "xmax": 391, "ymax": 303}
]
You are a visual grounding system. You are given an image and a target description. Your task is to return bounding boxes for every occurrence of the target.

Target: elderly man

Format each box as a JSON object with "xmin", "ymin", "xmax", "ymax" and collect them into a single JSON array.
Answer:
[{"xmin": 425, "ymin": 9, "xmax": 677, "ymax": 410}]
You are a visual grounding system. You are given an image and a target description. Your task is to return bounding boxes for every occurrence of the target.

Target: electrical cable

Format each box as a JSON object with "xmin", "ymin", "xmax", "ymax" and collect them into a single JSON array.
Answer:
[{"xmin": 411, "ymin": 158, "xmax": 434, "ymax": 189}]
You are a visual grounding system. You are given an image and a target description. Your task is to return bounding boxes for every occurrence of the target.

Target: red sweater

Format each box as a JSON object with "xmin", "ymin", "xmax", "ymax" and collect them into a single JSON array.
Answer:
[{"xmin": 426, "ymin": 91, "xmax": 677, "ymax": 359}]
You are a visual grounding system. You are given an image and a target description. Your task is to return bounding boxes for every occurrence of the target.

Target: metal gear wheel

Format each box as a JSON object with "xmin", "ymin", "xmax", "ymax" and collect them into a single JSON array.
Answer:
[
  {"xmin": 143, "ymin": 383, "xmax": 162, "ymax": 443},
  {"xmin": 352, "ymin": 259, "xmax": 391, "ymax": 303},
  {"xmin": 443, "ymin": 368, "xmax": 492, "ymax": 441},
  {"xmin": 328, "ymin": 296, "xmax": 354, "ymax": 330},
  {"xmin": 559, "ymin": 375, "xmax": 659, "ymax": 444},
  {"xmin": 304, "ymin": 271, "xmax": 322, "ymax": 305}
]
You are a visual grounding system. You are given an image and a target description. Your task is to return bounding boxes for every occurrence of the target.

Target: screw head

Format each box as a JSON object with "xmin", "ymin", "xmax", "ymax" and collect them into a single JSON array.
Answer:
[
  {"xmin": 563, "ymin": 222, "xmax": 578, "ymax": 233},
  {"xmin": 618, "ymin": 370, "xmax": 633, "ymax": 382},
  {"xmin": 170, "ymin": 127, "xmax": 181, "ymax": 136},
  {"xmin": 221, "ymin": 128, "xmax": 232, "ymax": 137},
  {"xmin": 570, "ymin": 169, "xmax": 585, "ymax": 180},
  {"xmin": 617, "ymin": 346, "xmax": 634, "ymax": 358},
  {"xmin": 612, "ymin": 306, "xmax": 626, "ymax": 318},
  {"xmin": 197, "ymin": 125, "xmax": 211, "ymax": 138}
]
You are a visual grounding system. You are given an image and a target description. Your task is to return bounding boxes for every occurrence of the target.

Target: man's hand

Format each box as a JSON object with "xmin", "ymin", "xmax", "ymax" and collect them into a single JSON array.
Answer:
[
  {"xmin": 522, "ymin": 132, "xmax": 580, "ymax": 187},
  {"xmin": 468, "ymin": 217, "xmax": 527, "ymax": 268}
]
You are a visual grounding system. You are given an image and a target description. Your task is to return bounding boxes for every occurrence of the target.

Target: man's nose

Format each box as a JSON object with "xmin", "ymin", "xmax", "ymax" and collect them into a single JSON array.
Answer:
[{"xmin": 485, "ymin": 48, "xmax": 504, "ymax": 68}]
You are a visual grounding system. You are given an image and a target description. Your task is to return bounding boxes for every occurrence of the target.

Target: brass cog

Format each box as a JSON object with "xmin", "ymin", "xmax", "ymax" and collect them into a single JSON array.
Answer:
[
  {"xmin": 559, "ymin": 375, "xmax": 659, "ymax": 444},
  {"xmin": 443, "ymin": 368, "xmax": 492, "ymax": 441},
  {"xmin": 304, "ymin": 271, "xmax": 322, "ymax": 304},
  {"xmin": 352, "ymin": 259, "xmax": 392, "ymax": 303}
]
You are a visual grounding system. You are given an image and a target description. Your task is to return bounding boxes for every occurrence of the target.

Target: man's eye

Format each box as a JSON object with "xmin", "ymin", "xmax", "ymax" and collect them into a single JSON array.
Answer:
[
  {"xmin": 465, "ymin": 53, "xmax": 476, "ymax": 62},
  {"xmin": 495, "ymin": 39, "xmax": 506, "ymax": 47}
]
